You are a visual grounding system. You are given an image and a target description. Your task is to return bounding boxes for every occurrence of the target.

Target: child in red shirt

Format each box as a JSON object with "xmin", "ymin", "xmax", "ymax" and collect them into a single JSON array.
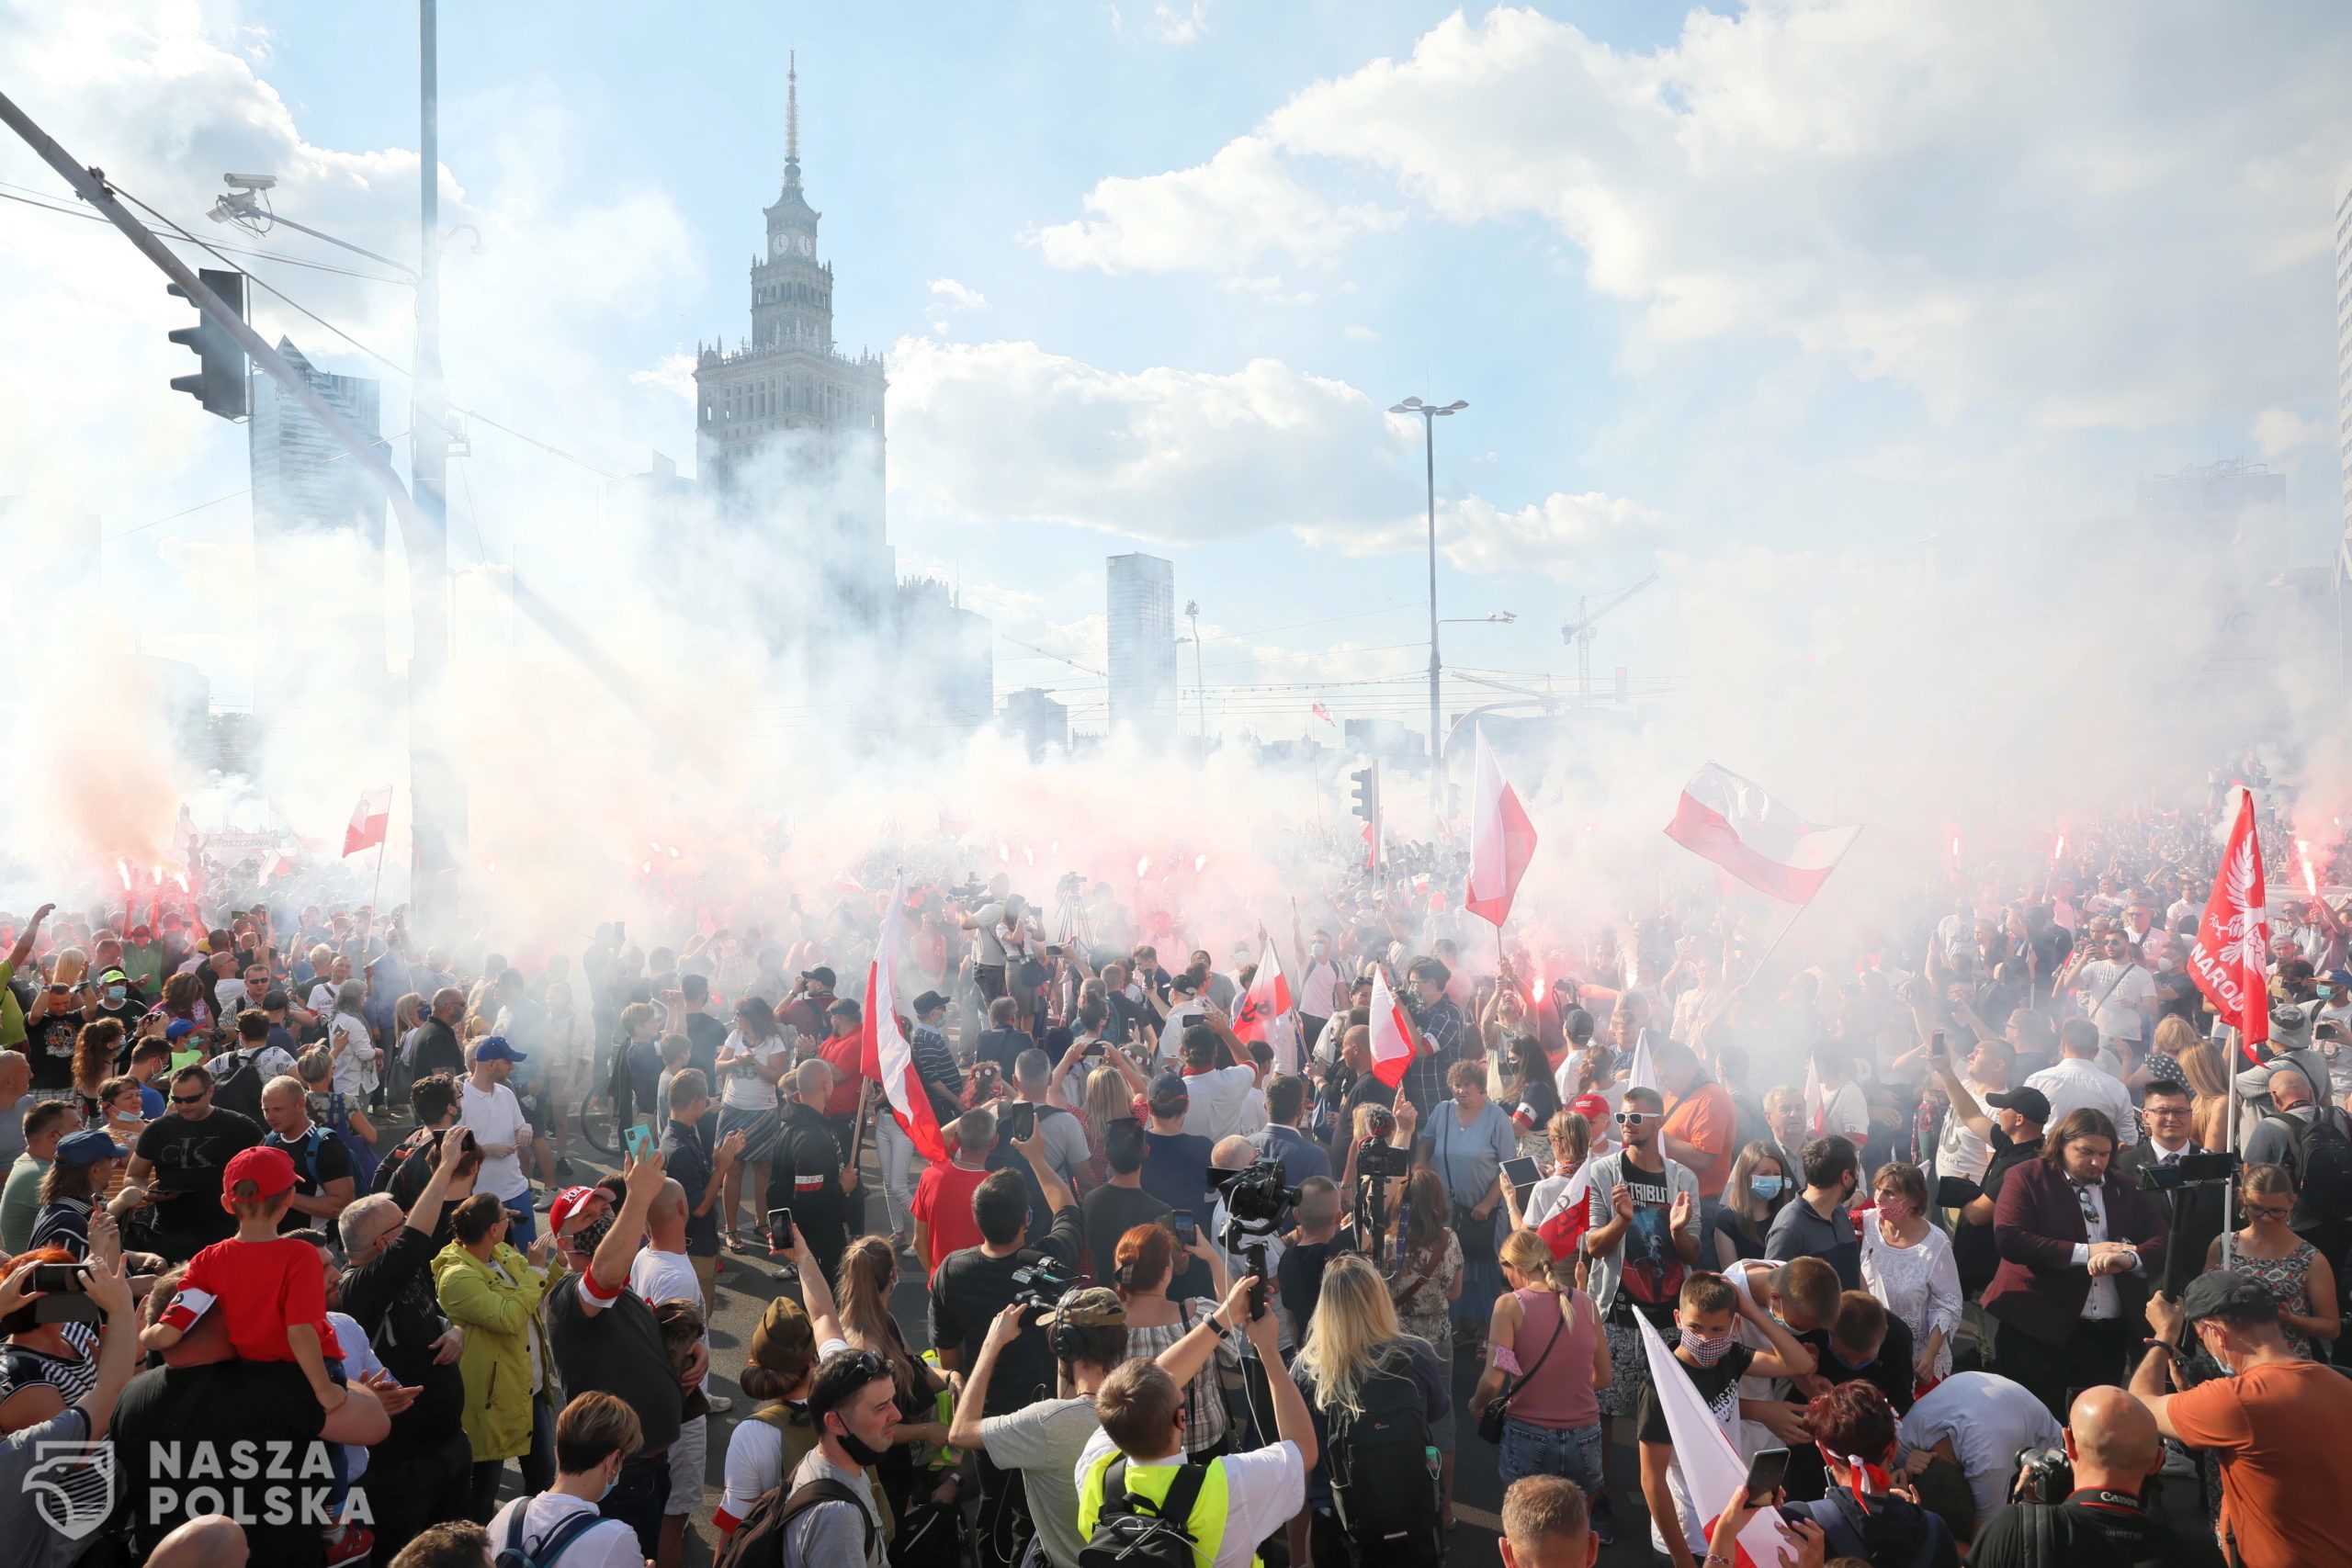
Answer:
[{"xmin": 141, "ymin": 1145, "xmax": 345, "ymax": 1411}]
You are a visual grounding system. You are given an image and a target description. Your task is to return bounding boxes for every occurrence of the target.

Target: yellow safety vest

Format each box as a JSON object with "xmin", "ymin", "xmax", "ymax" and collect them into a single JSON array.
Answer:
[{"xmin": 1077, "ymin": 1450, "xmax": 1245, "ymax": 1568}]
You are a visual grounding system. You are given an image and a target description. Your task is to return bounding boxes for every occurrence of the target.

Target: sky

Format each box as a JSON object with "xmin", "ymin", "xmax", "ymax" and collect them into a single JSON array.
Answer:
[{"xmin": 6, "ymin": 0, "xmax": 2352, "ymax": 754}]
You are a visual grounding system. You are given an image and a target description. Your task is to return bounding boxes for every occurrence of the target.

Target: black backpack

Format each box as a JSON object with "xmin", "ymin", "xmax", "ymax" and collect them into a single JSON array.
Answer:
[
  {"xmin": 1079, "ymin": 1458, "xmax": 1209, "ymax": 1568},
  {"xmin": 2265, "ymin": 1108, "xmax": 2352, "ymax": 1238},
  {"xmin": 713, "ymin": 1477, "xmax": 875, "ymax": 1568},
  {"xmin": 1323, "ymin": 1348, "xmax": 1443, "ymax": 1566},
  {"xmin": 492, "ymin": 1503, "xmax": 606, "ymax": 1568},
  {"xmin": 209, "ymin": 1048, "xmax": 268, "ymax": 1124}
]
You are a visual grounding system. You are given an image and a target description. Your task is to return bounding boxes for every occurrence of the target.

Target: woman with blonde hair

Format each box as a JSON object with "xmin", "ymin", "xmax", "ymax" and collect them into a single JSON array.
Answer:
[
  {"xmin": 1295, "ymin": 1252, "xmax": 1454, "ymax": 1525},
  {"xmin": 832, "ymin": 1235, "xmax": 955, "ymax": 1517},
  {"xmin": 2130, "ymin": 1013, "xmax": 2202, "ymax": 1092},
  {"xmin": 2178, "ymin": 1037, "xmax": 2234, "ymax": 1152},
  {"xmin": 1112, "ymin": 1221, "xmax": 1234, "ymax": 1458},
  {"xmin": 1470, "ymin": 1229, "xmax": 1607, "ymax": 1500}
]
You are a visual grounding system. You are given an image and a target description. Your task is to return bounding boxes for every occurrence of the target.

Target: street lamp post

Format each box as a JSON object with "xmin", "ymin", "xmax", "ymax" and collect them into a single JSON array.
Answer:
[{"xmin": 1389, "ymin": 396, "xmax": 1466, "ymax": 812}]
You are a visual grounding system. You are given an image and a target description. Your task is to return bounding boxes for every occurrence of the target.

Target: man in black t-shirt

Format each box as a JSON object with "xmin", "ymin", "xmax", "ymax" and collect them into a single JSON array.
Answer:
[
  {"xmin": 260, "ymin": 1077, "xmax": 355, "ymax": 1234},
  {"xmin": 1082, "ymin": 1116, "xmax": 1171, "ymax": 1281},
  {"xmin": 929, "ymin": 1128, "xmax": 1084, "ymax": 1568},
  {"xmin": 337, "ymin": 1120, "xmax": 473, "ymax": 1560},
  {"xmin": 1636, "ymin": 1271, "xmax": 1813, "ymax": 1568},
  {"xmin": 1972, "ymin": 1385, "xmax": 2224, "ymax": 1568},
  {"xmin": 126, "ymin": 1066, "xmax": 263, "ymax": 1260},
  {"xmin": 546, "ymin": 1150, "xmax": 693, "ymax": 1560}
]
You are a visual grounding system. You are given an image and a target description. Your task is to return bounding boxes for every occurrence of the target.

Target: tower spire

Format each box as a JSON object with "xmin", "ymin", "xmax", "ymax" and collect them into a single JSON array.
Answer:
[{"xmin": 785, "ymin": 51, "xmax": 800, "ymax": 187}]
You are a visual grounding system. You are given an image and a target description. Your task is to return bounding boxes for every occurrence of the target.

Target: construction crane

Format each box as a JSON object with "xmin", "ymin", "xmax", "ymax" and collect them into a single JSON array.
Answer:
[{"xmin": 1560, "ymin": 573, "xmax": 1658, "ymax": 704}]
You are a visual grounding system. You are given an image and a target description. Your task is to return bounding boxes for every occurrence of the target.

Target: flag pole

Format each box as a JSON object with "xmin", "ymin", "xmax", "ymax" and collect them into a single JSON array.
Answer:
[
  {"xmin": 2222, "ymin": 1023, "xmax": 2239, "ymax": 1272},
  {"xmin": 1742, "ymin": 827, "xmax": 1865, "ymax": 986},
  {"xmin": 369, "ymin": 785, "xmax": 394, "ymax": 916}
]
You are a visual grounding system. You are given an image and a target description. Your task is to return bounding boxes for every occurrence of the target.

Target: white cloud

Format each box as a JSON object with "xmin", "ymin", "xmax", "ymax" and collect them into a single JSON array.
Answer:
[
  {"xmin": 1033, "ymin": 135, "xmax": 1397, "ymax": 277},
  {"xmin": 1043, "ymin": 2, "xmax": 2352, "ymax": 428},
  {"xmin": 927, "ymin": 278, "xmax": 987, "ymax": 310},
  {"xmin": 630, "ymin": 352, "xmax": 699, "ymax": 403},
  {"xmin": 888, "ymin": 334, "xmax": 1415, "ymax": 541},
  {"xmin": 1342, "ymin": 324, "xmax": 1378, "ymax": 342},
  {"xmin": 1297, "ymin": 489, "xmax": 1665, "ymax": 583},
  {"xmin": 2252, "ymin": 407, "xmax": 2325, "ymax": 458},
  {"xmin": 1109, "ymin": 0, "xmax": 1214, "ymax": 47}
]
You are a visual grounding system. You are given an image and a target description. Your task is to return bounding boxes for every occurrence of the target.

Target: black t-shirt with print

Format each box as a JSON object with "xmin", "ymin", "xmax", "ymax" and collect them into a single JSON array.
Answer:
[
  {"xmin": 1636, "ymin": 1341, "xmax": 1756, "ymax": 1445},
  {"xmin": 133, "ymin": 1108, "xmax": 264, "ymax": 1251},
  {"xmin": 25, "ymin": 1005, "xmax": 77, "ymax": 1089}
]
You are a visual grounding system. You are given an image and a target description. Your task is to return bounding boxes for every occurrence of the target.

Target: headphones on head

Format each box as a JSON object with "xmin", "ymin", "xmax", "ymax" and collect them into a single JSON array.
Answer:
[{"xmin": 1048, "ymin": 1287, "xmax": 1087, "ymax": 1364}]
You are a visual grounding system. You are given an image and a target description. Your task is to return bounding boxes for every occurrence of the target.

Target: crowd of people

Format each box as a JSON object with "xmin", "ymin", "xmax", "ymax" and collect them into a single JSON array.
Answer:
[{"xmin": 2, "ymin": 795, "xmax": 2352, "ymax": 1568}]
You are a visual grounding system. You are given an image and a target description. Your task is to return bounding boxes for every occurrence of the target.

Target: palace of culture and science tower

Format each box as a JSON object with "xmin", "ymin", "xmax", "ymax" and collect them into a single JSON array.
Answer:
[{"xmin": 684, "ymin": 58, "xmax": 990, "ymax": 732}]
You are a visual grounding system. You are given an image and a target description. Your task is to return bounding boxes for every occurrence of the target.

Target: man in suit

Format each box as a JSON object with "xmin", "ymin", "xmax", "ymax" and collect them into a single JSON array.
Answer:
[
  {"xmin": 2114, "ymin": 1078, "xmax": 2224, "ymax": 1297},
  {"xmin": 1984, "ymin": 1105, "xmax": 2170, "ymax": 1420}
]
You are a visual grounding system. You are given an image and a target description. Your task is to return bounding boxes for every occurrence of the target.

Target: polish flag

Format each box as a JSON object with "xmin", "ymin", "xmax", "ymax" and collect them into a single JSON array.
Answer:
[
  {"xmin": 1368, "ymin": 965, "xmax": 1416, "ymax": 1088},
  {"xmin": 2190, "ymin": 788, "xmax": 2270, "ymax": 1061},
  {"xmin": 343, "ymin": 788, "xmax": 391, "ymax": 857},
  {"xmin": 1464, "ymin": 729, "xmax": 1538, "ymax": 928},
  {"xmin": 1804, "ymin": 1056, "xmax": 1826, "ymax": 1137},
  {"xmin": 1633, "ymin": 1312, "xmax": 1791, "ymax": 1568},
  {"xmin": 1539, "ymin": 1160, "xmax": 1596, "ymax": 1260},
  {"xmin": 1665, "ymin": 762, "xmax": 1857, "ymax": 904},
  {"xmin": 858, "ymin": 874, "xmax": 946, "ymax": 1162},
  {"xmin": 1311, "ymin": 702, "xmax": 1334, "ymax": 727},
  {"xmin": 1234, "ymin": 938, "xmax": 1298, "ymax": 1074}
]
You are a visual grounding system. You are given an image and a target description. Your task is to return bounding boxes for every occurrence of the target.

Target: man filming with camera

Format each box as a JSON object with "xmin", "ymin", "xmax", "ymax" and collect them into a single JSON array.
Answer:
[
  {"xmin": 947, "ymin": 1273, "xmax": 1260, "ymax": 1568},
  {"xmin": 928, "ymin": 1119, "xmax": 1085, "ymax": 1568},
  {"xmin": 1970, "ymin": 1385, "xmax": 2222, "ymax": 1568}
]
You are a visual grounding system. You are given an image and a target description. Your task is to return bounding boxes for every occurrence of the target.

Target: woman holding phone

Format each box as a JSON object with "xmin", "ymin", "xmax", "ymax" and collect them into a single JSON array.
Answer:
[{"xmin": 1111, "ymin": 1221, "xmax": 1235, "ymax": 1459}]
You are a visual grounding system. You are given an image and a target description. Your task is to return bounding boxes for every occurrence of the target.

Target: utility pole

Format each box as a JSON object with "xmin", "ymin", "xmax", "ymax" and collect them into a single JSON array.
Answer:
[
  {"xmin": 408, "ymin": 0, "xmax": 461, "ymax": 903},
  {"xmin": 1387, "ymin": 396, "xmax": 1466, "ymax": 817},
  {"xmin": 1184, "ymin": 600, "xmax": 1204, "ymax": 743}
]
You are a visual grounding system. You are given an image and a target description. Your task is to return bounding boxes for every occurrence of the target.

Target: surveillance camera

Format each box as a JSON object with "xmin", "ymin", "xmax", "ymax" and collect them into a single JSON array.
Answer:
[{"xmin": 223, "ymin": 174, "xmax": 277, "ymax": 191}]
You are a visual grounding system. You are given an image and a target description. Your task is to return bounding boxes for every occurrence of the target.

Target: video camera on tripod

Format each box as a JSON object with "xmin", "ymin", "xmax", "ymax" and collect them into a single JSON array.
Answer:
[{"xmin": 1208, "ymin": 1160, "xmax": 1301, "ymax": 1321}]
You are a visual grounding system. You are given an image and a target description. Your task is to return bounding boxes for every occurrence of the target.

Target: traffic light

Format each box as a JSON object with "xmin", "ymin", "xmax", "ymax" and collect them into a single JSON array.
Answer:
[
  {"xmin": 1349, "ymin": 763, "xmax": 1380, "ymax": 823},
  {"xmin": 1613, "ymin": 666, "xmax": 1629, "ymax": 702},
  {"xmin": 166, "ymin": 267, "xmax": 248, "ymax": 420}
]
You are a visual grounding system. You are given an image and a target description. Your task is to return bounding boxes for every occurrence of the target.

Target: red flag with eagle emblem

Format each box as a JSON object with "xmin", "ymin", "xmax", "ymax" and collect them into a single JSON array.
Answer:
[{"xmin": 2189, "ymin": 789, "xmax": 2269, "ymax": 1061}]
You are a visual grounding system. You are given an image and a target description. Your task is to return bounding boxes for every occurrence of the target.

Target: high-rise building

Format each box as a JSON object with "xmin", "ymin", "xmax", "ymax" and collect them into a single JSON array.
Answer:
[
  {"xmin": 248, "ymin": 336, "xmax": 388, "ymax": 714},
  {"xmin": 2336, "ymin": 180, "xmax": 2352, "ymax": 681},
  {"xmin": 693, "ymin": 54, "xmax": 890, "ymax": 630},
  {"xmin": 1001, "ymin": 687, "xmax": 1069, "ymax": 759},
  {"xmin": 1107, "ymin": 552, "xmax": 1177, "ymax": 735}
]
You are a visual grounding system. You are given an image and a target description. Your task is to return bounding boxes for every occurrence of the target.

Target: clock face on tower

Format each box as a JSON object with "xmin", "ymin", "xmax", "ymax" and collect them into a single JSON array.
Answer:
[{"xmin": 797, "ymin": 234, "xmax": 814, "ymax": 256}]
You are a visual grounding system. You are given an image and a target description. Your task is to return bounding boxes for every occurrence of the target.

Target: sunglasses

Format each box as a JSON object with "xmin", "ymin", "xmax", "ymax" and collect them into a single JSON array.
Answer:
[
  {"xmin": 169, "ymin": 1092, "xmax": 208, "ymax": 1105},
  {"xmin": 1614, "ymin": 1111, "xmax": 1657, "ymax": 1127}
]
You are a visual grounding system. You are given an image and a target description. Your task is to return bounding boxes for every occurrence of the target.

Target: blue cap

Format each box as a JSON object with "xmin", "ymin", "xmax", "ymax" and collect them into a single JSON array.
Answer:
[
  {"xmin": 55, "ymin": 1130, "xmax": 130, "ymax": 1168},
  {"xmin": 473, "ymin": 1035, "xmax": 527, "ymax": 1064},
  {"xmin": 164, "ymin": 1020, "xmax": 198, "ymax": 1042}
]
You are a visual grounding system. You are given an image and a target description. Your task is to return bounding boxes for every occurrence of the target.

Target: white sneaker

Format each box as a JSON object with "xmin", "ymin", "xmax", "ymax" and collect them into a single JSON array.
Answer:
[{"xmin": 707, "ymin": 1393, "xmax": 733, "ymax": 1414}]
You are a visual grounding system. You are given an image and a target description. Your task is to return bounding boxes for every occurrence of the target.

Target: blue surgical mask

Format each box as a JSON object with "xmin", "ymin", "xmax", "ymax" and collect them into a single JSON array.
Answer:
[{"xmin": 1751, "ymin": 1176, "xmax": 1786, "ymax": 1200}]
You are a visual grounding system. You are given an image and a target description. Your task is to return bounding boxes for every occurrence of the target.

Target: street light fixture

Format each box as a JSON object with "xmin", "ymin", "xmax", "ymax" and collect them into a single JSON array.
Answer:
[{"xmin": 1389, "ymin": 396, "xmax": 1467, "ymax": 808}]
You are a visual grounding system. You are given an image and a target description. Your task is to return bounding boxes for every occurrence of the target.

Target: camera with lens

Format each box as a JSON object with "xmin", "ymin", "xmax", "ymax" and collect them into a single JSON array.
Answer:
[
  {"xmin": 1210, "ymin": 1160, "xmax": 1301, "ymax": 1226},
  {"xmin": 1356, "ymin": 1140, "xmax": 1414, "ymax": 1179},
  {"xmin": 1011, "ymin": 1252, "xmax": 1077, "ymax": 1309},
  {"xmin": 2012, "ymin": 1445, "xmax": 2073, "ymax": 1505}
]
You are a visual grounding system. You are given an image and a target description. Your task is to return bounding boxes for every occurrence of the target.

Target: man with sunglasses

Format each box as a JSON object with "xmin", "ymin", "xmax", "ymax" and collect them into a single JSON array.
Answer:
[
  {"xmin": 125, "ymin": 1063, "xmax": 264, "ymax": 1261},
  {"xmin": 1580, "ymin": 1086, "xmax": 1698, "ymax": 1542}
]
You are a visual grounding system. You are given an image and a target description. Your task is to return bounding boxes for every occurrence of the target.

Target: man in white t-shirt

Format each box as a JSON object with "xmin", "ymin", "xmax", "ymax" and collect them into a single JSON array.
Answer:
[
  {"xmin": 1157, "ymin": 976, "xmax": 1210, "ymax": 1066},
  {"xmin": 1073, "ymin": 1292, "xmax": 1313, "ymax": 1568},
  {"xmin": 630, "ymin": 1179, "xmax": 724, "ymax": 1561},
  {"xmin": 2027, "ymin": 1019, "xmax": 2140, "ymax": 1146},
  {"xmin": 487, "ymin": 1390, "xmax": 650, "ymax": 1568},
  {"xmin": 462, "ymin": 1037, "xmax": 538, "ymax": 1239},
  {"xmin": 2068, "ymin": 933, "xmax": 2157, "ymax": 1048},
  {"xmin": 1174, "ymin": 1022, "xmax": 1261, "ymax": 1144}
]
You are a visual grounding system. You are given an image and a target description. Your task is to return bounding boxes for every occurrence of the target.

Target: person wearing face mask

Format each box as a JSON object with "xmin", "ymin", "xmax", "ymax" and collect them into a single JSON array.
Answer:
[
  {"xmin": 1634, "ymin": 1271, "xmax": 1811, "ymax": 1568},
  {"xmin": 1295, "ymin": 931, "xmax": 1343, "ymax": 1052},
  {"xmin": 773, "ymin": 1349, "xmax": 904, "ymax": 1568},
  {"xmin": 1765, "ymin": 1135, "xmax": 1863, "ymax": 1290},
  {"xmin": 484, "ymin": 1392, "xmax": 650, "ymax": 1568},
  {"xmin": 1707, "ymin": 1142, "xmax": 1791, "ymax": 1268},
  {"xmin": 2133, "ymin": 1270, "xmax": 2352, "ymax": 1568}
]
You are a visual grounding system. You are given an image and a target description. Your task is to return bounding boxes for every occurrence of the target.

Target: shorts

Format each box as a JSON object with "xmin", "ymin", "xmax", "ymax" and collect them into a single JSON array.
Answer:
[
  {"xmin": 1596, "ymin": 1315, "xmax": 1671, "ymax": 1418},
  {"xmin": 975, "ymin": 964, "xmax": 1007, "ymax": 1002},
  {"xmin": 664, "ymin": 1414, "xmax": 706, "ymax": 1515},
  {"xmin": 1499, "ymin": 1418, "xmax": 1603, "ymax": 1493},
  {"xmin": 717, "ymin": 1102, "xmax": 779, "ymax": 1165}
]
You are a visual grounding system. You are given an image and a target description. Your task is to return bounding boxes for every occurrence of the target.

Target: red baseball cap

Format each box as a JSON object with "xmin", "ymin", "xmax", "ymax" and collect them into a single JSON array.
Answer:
[
  {"xmin": 547, "ymin": 1185, "xmax": 601, "ymax": 1235},
  {"xmin": 222, "ymin": 1145, "xmax": 298, "ymax": 1199},
  {"xmin": 1570, "ymin": 1093, "xmax": 1611, "ymax": 1123}
]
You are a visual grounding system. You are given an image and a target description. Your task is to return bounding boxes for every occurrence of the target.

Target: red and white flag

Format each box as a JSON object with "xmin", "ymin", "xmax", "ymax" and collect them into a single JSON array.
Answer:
[
  {"xmin": 1804, "ymin": 1056, "xmax": 1826, "ymax": 1136},
  {"xmin": 1465, "ymin": 729, "xmax": 1538, "ymax": 927},
  {"xmin": 1368, "ymin": 965, "xmax": 1416, "ymax": 1088},
  {"xmin": 1311, "ymin": 702, "xmax": 1334, "ymax": 727},
  {"xmin": 1233, "ymin": 937, "xmax": 1298, "ymax": 1070},
  {"xmin": 858, "ymin": 874, "xmax": 947, "ymax": 1162},
  {"xmin": 1633, "ymin": 1313, "xmax": 1790, "ymax": 1568},
  {"xmin": 1625, "ymin": 1030, "xmax": 1657, "ymax": 1097},
  {"xmin": 2190, "ymin": 788, "xmax": 2270, "ymax": 1061},
  {"xmin": 343, "ymin": 787, "xmax": 391, "ymax": 857},
  {"xmin": 1665, "ymin": 762, "xmax": 1857, "ymax": 904}
]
